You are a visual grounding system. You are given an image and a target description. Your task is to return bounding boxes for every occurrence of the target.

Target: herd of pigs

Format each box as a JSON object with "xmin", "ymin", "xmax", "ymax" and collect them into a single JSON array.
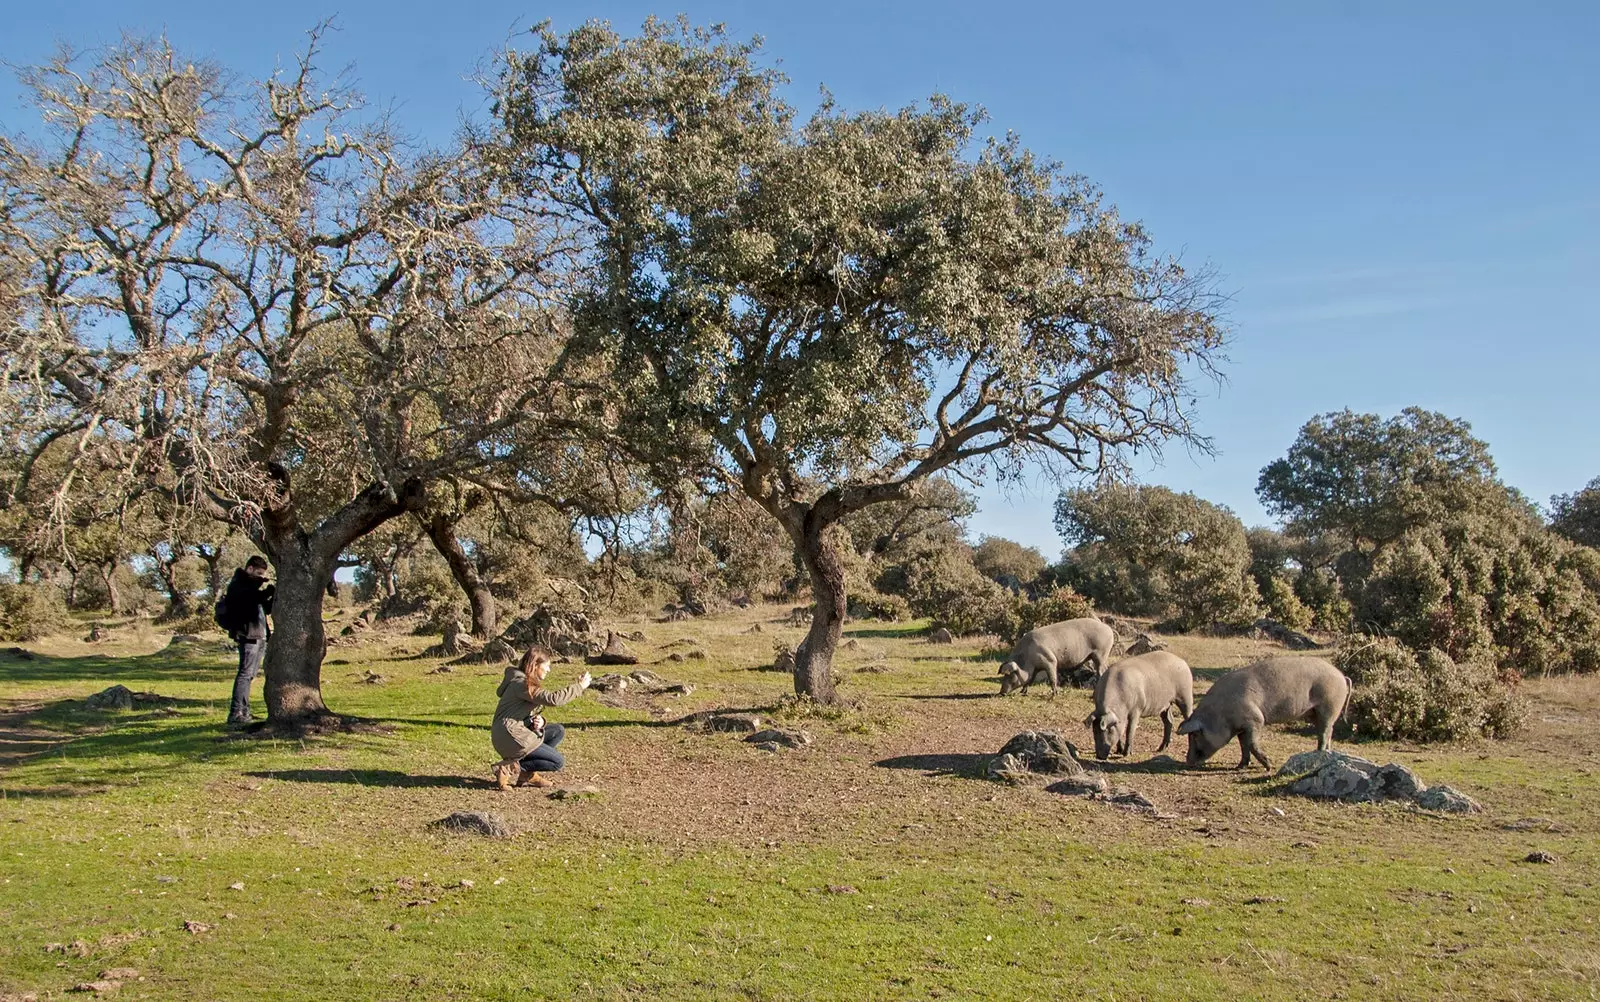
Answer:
[{"xmin": 995, "ymin": 617, "xmax": 1351, "ymax": 769}]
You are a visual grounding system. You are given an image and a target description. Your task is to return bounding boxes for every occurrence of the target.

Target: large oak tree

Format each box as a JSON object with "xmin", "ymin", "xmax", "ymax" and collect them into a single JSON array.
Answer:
[
  {"xmin": 491, "ymin": 18, "xmax": 1229, "ymax": 701},
  {"xmin": 0, "ymin": 30, "xmax": 582, "ymax": 727}
]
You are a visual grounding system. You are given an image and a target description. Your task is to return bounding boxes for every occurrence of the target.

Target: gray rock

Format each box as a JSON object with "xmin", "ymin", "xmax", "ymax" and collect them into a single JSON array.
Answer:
[
  {"xmin": 84, "ymin": 685, "xmax": 137, "ymax": 710},
  {"xmin": 684, "ymin": 712, "xmax": 763, "ymax": 734},
  {"xmin": 745, "ymin": 728, "xmax": 813, "ymax": 749},
  {"xmin": 1277, "ymin": 749, "xmax": 1373, "ymax": 778},
  {"xmin": 1370, "ymin": 762, "xmax": 1427, "ymax": 801},
  {"xmin": 1415, "ymin": 785, "xmax": 1482, "ymax": 814},
  {"xmin": 987, "ymin": 753, "xmax": 1039, "ymax": 786},
  {"xmin": 431, "ymin": 811, "xmax": 511, "ymax": 837},
  {"xmin": 1282, "ymin": 750, "xmax": 1482, "ymax": 814},
  {"xmin": 927, "ymin": 627, "xmax": 954, "ymax": 644},
  {"xmin": 991, "ymin": 730, "xmax": 1085, "ymax": 778},
  {"xmin": 1044, "ymin": 772, "xmax": 1109, "ymax": 796},
  {"xmin": 1291, "ymin": 760, "xmax": 1379, "ymax": 800},
  {"xmin": 589, "ymin": 673, "xmax": 630, "ymax": 693},
  {"xmin": 1124, "ymin": 632, "xmax": 1167, "ymax": 657}
]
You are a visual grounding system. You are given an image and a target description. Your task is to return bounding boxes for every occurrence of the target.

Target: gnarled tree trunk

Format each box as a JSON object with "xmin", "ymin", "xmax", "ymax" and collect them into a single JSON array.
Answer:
[
  {"xmin": 787, "ymin": 510, "xmax": 847, "ymax": 705},
  {"xmin": 195, "ymin": 543, "xmax": 227, "ymax": 601},
  {"xmin": 423, "ymin": 514, "xmax": 496, "ymax": 639},
  {"xmin": 259, "ymin": 477, "xmax": 423, "ymax": 728}
]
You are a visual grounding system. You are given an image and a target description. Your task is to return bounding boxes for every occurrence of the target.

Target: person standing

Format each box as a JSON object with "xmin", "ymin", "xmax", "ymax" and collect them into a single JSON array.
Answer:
[
  {"xmin": 490, "ymin": 646, "xmax": 591, "ymax": 790},
  {"xmin": 221, "ymin": 555, "xmax": 275, "ymax": 725}
]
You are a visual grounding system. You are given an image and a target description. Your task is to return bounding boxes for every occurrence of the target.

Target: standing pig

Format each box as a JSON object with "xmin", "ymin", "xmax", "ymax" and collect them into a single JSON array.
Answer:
[
  {"xmin": 997, "ymin": 617, "xmax": 1116, "ymax": 698},
  {"xmin": 1177, "ymin": 656, "xmax": 1351, "ymax": 770},
  {"xmin": 1085, "ymin": 651, "xmax": 1195, "ymax": 760}
]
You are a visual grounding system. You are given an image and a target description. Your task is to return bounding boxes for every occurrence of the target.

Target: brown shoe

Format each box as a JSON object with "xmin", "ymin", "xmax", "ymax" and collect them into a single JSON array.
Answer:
[
  {"xmin": 516, "ymin": 771, "xmax": 554, "ymax": 789},
  {"xmin": 493, "ymin": 761, "xmax": 519, "ymax": 792}
]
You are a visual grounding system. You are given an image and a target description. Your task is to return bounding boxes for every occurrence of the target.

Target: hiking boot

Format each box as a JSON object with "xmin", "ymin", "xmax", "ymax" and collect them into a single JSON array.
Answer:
[
  {"xmin": 516, "ymin": 771, "xmax": 554, "ymax": 789},
  {"xmin": 493, "ymin": 762, "xmax": 519, "ymax": 792}
]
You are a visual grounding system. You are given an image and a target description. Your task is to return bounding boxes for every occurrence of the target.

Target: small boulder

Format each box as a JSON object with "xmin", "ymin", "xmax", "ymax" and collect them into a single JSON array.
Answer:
[
  {"xmin": 990, "ymin": 730, "xmax": 1085, "ymax": 778},
  {"xmin": 1124, "ymin": 633, "xmax": 1167, "ymax": 656},
  {"xmin": 588, "ymin": 673, "xmax": 629, "ymax": 694},
  {"xmin": 745, "ymin": 728, "xmax": 813, "ymax": 750},
  {"xmin": 1415, "ymin": 785, "xmax": 1482, "ymax": 814},
  {"xmin": 431, "ymin": 811, "xmax": 512, "ymax": 837},
  {"xmin": 84, "ymin": 685, "xmax": 136, "ymax": 710},
  {"xmin": 927, "ymin": 627, "xmax": 954, "ymax": 645},
  {"xmin": 586, "ymin": 631, "xmax": 641, "ymax": 666},
  {"xmin": 683, "ymin": 711, "xmax": 764, "ymax": 734},
  {"xmin": 1290, "ymin": 759, "xmax": 1379, "ymax": 800},
  {"xmin": 1044, "ymin": 773, "xmax": 1110, "ymax": 796}
]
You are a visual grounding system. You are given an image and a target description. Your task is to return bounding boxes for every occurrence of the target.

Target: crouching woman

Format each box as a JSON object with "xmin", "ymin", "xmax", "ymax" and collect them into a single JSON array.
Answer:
[{"xmin": 491, "ymin": 647, "xmax": 592, "ymax": 791}]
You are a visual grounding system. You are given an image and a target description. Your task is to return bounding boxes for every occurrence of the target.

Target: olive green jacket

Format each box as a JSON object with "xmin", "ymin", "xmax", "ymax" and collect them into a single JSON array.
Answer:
[{"xmin": 490, "ymin": 668, "xmax": 587, "ymax": 761}]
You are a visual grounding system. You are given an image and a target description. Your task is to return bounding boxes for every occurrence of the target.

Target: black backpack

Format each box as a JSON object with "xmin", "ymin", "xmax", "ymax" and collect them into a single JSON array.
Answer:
[{"xmin": 213, "ymin": 592, "xmax": 235, "ymax": 633}]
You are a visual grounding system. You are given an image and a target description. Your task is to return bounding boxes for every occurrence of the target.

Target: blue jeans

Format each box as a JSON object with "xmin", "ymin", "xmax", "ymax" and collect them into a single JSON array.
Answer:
[
  {"xmin": 518, "ymin": 722, "xmax": 565, "ymax": 772},
  {"xmin": 230, "ymin": 639, "xmax": 264, "ymax": 721}
]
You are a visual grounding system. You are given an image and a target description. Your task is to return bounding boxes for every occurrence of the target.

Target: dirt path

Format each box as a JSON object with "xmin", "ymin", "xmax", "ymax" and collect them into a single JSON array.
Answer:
[{"xmin": 0, "ymin": 701, "xmax": 67, "ymax": 769}]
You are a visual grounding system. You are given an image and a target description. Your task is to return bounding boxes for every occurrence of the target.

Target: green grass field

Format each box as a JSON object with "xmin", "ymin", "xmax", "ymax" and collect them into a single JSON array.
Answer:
[{"xmin": 3, "ymin": 608, "xmax": 1597, "ymax": 1001}]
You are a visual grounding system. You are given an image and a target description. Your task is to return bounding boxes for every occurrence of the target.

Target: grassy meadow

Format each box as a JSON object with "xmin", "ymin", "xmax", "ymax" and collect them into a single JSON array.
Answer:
[{"xmin": 2, "ymin": 607, "xmax": 1597, "ymax": 1001}]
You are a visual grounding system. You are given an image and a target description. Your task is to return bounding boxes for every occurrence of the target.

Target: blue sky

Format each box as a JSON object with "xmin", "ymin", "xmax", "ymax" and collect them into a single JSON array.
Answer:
[{"xmin": 6, "ymin": 2, "xmax": 1597, "ymax": 559}]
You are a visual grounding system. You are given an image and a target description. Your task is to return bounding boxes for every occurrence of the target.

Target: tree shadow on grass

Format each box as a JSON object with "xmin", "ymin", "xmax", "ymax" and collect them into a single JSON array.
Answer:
[
  {"xmin": 894, "ymin": 692, "xmax": 1002, "ymax": 701},
  {"xmin": 244, "ymin": 768, "xmax": 495, "ymax": 790},
  {"xmin": 0, "ymin": 646, "xmax": 232, "ymax": 686},
  {"xmin": 873, "ymin": 752, "xmax": 990, "ymax": 777}
]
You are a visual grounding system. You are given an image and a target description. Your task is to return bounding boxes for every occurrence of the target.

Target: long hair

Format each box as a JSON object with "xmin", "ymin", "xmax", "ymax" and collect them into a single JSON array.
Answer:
[{"xmin": 520, "ymin": 646, "xmax": 554, "ymax": 700}]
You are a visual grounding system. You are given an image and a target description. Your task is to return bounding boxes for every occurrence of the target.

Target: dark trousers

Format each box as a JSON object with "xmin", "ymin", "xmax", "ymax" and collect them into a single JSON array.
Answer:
[
  {"xmin": 518, "ymin": 722, "xmax": 565, "ymax": 772},
  {"xmin": 230, "ymin": 639, "xmax": 264, "ymax": 721}
]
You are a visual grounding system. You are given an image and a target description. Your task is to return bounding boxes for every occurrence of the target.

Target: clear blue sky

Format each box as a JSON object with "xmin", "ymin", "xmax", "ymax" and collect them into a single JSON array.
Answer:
[{"xmin": 7, "ymin": 2, "xmax": 1597, "ymax": 560}]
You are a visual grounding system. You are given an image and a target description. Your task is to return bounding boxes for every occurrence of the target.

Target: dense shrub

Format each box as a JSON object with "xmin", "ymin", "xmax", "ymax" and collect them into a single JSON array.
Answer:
[
  {"xmin": 1055, "ymin": 483, "xmax": 1261, "ymax": 631},
  {"xmin": 1008, "ymin": 586, "xmax": 1097, "ymax": 644},
  {"xmin": 847, "ymin": 589, "xmax": 911, "ymax": 621},
  {"xmin": 1353, "ymin": 494, "xmax": 1600, "ymax": 675},
  {"xmin": 0, "ymin": 582, "xmax": 69, "ymax": 641},
  {"xmin": 1259, "ymin": 576, "xmax": 1314, "ymax": 631},
  {"xmin": 1335, "ymin": 636, "xmax": 1526, "ymax": 741},
  {"xmin": 885, "ymin": 545, "xmax": 1017, "ymax": 637},
  {"xmin": 971, "ymin": 536, "xmax": 1047, "ymax": 590}
]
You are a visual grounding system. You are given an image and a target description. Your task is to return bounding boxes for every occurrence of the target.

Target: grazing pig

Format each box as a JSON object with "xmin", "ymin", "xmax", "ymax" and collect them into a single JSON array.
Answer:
[
  {"xmin": 1178, "ymin": 656, "xmax": 1352, "ymax": 770},
  {"xmin": 997, "ymin": 618, "xmax": 1115, "ymax": 698},
  {"xmin": 1085, "ymin": 651, "xmax": 1195, "ymax": 760}
]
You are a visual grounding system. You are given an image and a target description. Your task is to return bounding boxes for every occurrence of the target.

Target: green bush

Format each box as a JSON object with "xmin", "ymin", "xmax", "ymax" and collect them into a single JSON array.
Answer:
[
  {"xmin": 0, "ymin": 582, "xmax": 69, "ymax": 641},
  {"xmin": 1259, "ymin": 576, "xmax": 1314, "ymax": 631},
  {"xmin": 1008, "ymin": 586, "xmax": 1097, "ymax": 644},
  {"xmin": 1335, "ymin": 636, "xmax": 1526, "ymax": 742},
  {"xmin": 847, "ymin": 589, "xmax": 911, "ymax": 621},
  {"xmin": 885, "ymin": 545, "xmax": 1016, "ymax": 637}
]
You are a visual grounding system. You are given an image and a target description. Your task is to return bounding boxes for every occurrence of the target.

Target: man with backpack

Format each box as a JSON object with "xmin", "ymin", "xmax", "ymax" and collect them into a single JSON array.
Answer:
[{"xmin": 217, "ymin": 555, "xmax": 275, "ymax": 726}]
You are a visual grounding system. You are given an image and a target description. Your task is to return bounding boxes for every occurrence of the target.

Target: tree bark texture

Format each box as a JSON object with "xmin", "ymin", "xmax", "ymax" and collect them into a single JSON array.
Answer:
[
  {"xmin": 792, "ymin": 514, "xmax": 845, "ymax": 704},
  {"xmin": 260, "ymin": 477, "xmax": 423, "ymax": 725},
  {"xmin": 424, "ymin": 515, "xmax": 496, "ymax": 639}
]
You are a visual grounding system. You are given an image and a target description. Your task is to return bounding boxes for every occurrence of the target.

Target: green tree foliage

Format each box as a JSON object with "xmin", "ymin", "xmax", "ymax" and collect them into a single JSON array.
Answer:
[
  {"xmin": 1257, "ymin": 408, "xmax": 1497, "ymax": 549},
  {"xmin": 1354, "ymin": 488, "xmax": 1600, "ymax": 675},
  {"xmin": 491, "ymin": 19, "xmax": 1227, "ymax": 701},
  {"xmin": 1258, "ymin": 409, "xmax": 1600, "ymax": 679},
  {"xmin": 0, "ymin": 582, "xmax": 67, "ymax": 641},
  {"xmin": 971, "ymin": 536, "xmax": 1048, "ymax": 591},
  {"xmin": 1, "ymin": 32, "xmax": 586, "ymax": 725},
  {"xmin": 1549, "ymin": 476, "xmax": 1600, "ymax": 548},
  {"xmin": 1055, "ymin": 483, "xmax": 1260, "ymax": 631}
]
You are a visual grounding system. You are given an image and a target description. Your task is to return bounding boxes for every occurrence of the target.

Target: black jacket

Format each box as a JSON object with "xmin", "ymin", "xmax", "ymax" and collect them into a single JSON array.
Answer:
[{"xmin": 224, "ymin": 569, "xmax": 275, "ymax": 642}]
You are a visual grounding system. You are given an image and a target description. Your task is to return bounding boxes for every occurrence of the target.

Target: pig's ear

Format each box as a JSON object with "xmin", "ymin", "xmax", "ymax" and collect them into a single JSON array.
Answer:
[
  {"xmin": 1082, "ymin": 712, "xmax": 1098, "ymax": 729},
  {"xmin": 1177, "ymin": 717, "xmax": 1203, "ymax": 735}
]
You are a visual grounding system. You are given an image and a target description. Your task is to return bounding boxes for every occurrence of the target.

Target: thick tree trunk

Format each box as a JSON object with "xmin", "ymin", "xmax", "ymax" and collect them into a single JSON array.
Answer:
[
  {"xmin": 793, "ymin": 516, "xmax": 846, "ymax": 704},
  {"xmin": 196, "ymin": 545, "xmax": 227, "ymax": 601},
  {"xmin": 153, "ymin": 553, "xmax": 193, "ymax": 621},
  {"xmin": 260, "ymin": 477, "xmax": 423, "ymax": 727},
  {"xmin": 261, "ymin": 542, "xmax": 335, "ymax": 722},
  {"xmin": 100, "ymin": 561, "xmax": 122, "ymax": 615},
  {"xmin": 423, "ymin": 515, "xmax": 496, "ymax": 639}
]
